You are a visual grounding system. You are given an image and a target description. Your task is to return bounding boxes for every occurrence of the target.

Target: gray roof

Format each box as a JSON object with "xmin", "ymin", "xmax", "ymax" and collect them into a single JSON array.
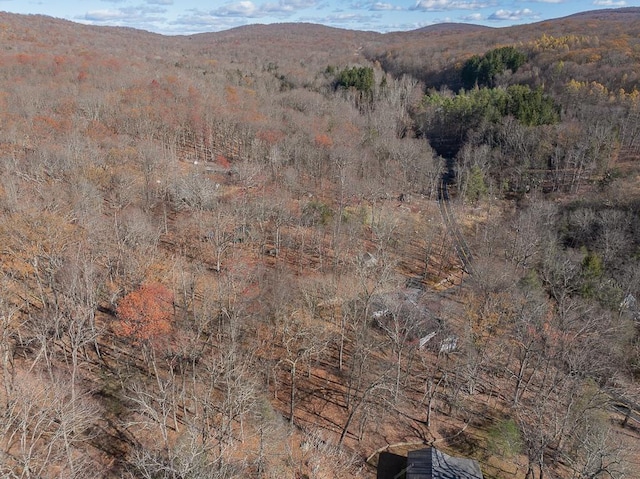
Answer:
[{"xmin": 406, "ymin": 448, "xmax": 483, "ymax": 479}]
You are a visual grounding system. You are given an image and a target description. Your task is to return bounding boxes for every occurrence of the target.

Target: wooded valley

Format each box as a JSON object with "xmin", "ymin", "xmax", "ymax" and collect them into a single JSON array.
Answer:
[{"xmin": 1, "ymin": 7, "xmax": 640, "ymax": 478}]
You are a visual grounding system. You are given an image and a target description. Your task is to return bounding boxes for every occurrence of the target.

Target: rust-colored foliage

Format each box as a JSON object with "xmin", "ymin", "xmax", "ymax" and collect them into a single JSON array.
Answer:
[
  {"xmin": 116, "ymin": 283, "xmax": 174, "ymax": 342},
  {"xmin": 225, "ymin": 85, "xmax": 238, "ymax": 105},
  {"xmin": 32, "ymin": 114, "xmax": 72, "ymax": 136},
  {"xmin": 76, "ymin": 69, "xmax": 88, "ymax": 82},
  {"xmin": 215, "ymin": 154, "xmax": 231, "ymax": 169},
  {"xmin": 314, "ymin": 133, "xmax": 333, "ymax": 148},
  {"xmin": 257, "ymin": 128, "xmax": 285, "ymax": 146}
]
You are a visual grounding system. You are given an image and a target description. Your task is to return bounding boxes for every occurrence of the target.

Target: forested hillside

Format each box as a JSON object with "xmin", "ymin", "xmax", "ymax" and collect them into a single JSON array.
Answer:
[{"xmin": 0, "ymin": 8, "xmax": 639, "ymax": 479}]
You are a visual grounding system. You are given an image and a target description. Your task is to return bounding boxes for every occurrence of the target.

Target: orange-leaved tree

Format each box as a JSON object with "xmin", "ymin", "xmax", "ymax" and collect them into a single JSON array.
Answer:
[{"xmin": 115, "ymin": 283, "xmax": 174, "ymax": 342}]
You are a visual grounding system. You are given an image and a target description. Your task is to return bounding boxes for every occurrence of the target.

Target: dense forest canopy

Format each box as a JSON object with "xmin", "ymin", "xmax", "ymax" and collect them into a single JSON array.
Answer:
[
  {"xmin": 0, "ymin": 8, "xmax": 640, "ymax": 479},
  {"xmin": 461, "ymin": 46, "xmax": 528, "ymax": 89}
]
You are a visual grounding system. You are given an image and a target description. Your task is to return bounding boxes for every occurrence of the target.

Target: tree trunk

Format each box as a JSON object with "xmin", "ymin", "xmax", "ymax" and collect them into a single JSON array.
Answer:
[
  {"xmin": 513, "ymin": 347, "xmax": 530, "ymax": 407},
  {"xmin": 289, "ymin": 360, "xmax": 296, "ymax": 426},
  {"xmin": 339, "ymin": 402, "xmax": 359, "ymax": 447},
  {"xmin": 394, "ymin": 348, "xmax": 402, "ymax": 403}
]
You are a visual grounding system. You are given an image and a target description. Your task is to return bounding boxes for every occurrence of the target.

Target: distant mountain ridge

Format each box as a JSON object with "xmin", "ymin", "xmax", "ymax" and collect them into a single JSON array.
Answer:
[
  {"xmin": 2, "ymin": 7, "xmax": 640, "ymax": 44},
  {"xmin": 562, "ymin": 6, "xmax": 640, "ymax": 20},
  {"xmin": 1, "ymin": 7, "xmax": 639, "ymax": 77}
]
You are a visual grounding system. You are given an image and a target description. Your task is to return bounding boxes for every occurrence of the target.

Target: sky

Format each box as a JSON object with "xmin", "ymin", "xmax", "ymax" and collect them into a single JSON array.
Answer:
[{"xmin": 0, "ymin": 0, "xmax": 638, "ymax": 35}]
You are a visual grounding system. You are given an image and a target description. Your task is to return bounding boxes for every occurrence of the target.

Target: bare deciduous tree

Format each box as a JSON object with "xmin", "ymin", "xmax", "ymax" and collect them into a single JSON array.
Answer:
[{"xmin": 1, "ymin": 371, "xmax": 100, "ymax": 478}]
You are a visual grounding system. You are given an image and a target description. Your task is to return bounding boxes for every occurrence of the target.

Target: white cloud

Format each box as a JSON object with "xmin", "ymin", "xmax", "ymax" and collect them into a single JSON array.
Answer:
[
  {"xmin": 370, "ymin": 2, "xmax": 403, "ymax": 10},
  {"xmin": 211, "ymin": 0, "xmax": 318, "ymax": 17},
  {"xmin": 83, "ymin": 5, "xmax": 167, "ymax": 25},
  {"xmin": 321, "ymin": 12, "xmax": 374, "ymax": 22},
  {"xmin": 411, "ymin": 0, "xmax": 492, "ymax": 11},
  {"xmin": 282, "ymin": 0, "xmax": 318, "ymax": 6},
  {"xmin": 461, "ymin": 12, "xmax": 483, "ymax": 21},
  {"xmin": 213, "ymin": 1, "xmax": 260, "ymax": 17},
  {"xmin": 348, "ymin": 1, "xmax": 404, "ymax": 11},
  {"xmin": 489, "ymin": 8, "xmax": 538, "ymax": 21},
  {"xmin": 84, "ymin": 9, "xmax": 130, "ymax": 21},
  {"xmin": 592, "ymin": 0, "xmax": 626, "ymax": 6},
  {"xmin": 262, "ymin": 0, "xmax": 317, "ymax": 13}
]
